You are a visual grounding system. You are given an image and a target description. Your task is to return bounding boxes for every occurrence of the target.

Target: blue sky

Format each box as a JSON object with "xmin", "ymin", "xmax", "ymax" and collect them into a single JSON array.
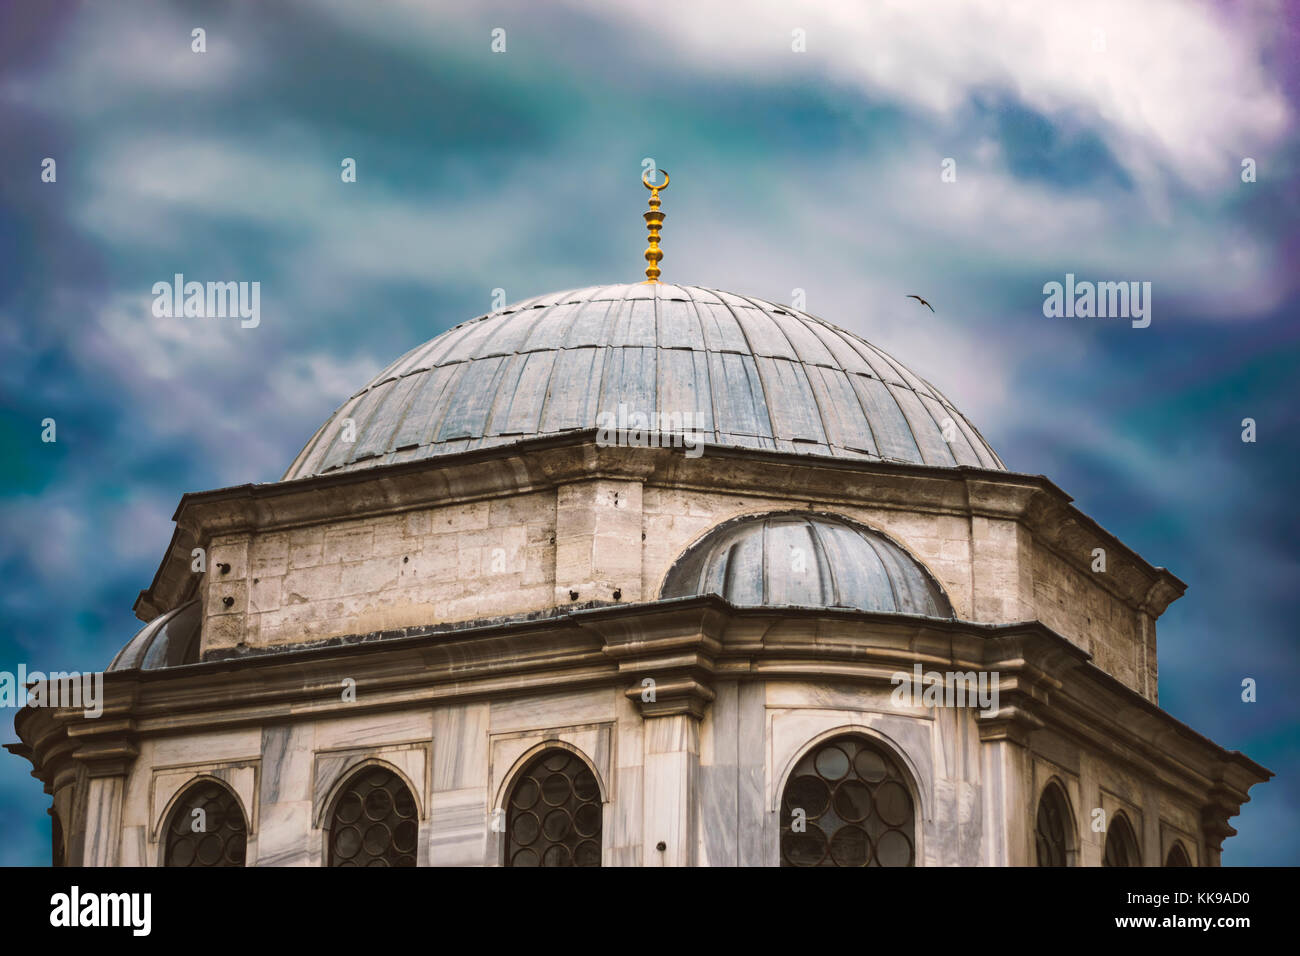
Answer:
[{"xmin": 1, "ymin": 0, "xmax": 1297, "ymax": 865}]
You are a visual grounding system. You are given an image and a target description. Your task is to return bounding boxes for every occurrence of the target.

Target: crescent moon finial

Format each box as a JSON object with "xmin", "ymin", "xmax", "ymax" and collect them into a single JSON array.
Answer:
[
  {"xmin": 641, "ymin": 168, "xmax": 669, "ymax": 283},
  {"xmin": 642, "ymin": 168, "xmax": 670, "ymax": 191}
]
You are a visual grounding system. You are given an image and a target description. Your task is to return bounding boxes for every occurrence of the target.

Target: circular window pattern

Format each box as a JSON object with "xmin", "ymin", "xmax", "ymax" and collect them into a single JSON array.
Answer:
[
  {"xmin": 1034, "ymin": 784, "xmax": 1072, "ymax": 867},
  {"xmin": 164, "ymin": 781, "xmax": 247, "ymax": 867},
  {"xmin": 506, "ymin": 749, "xmax": 602, "ymax": 867},
  {"xmin": 1102, "ymin": 813, "xmax": 1141, "ymax": 867},
  {"xmin": 780, "ymin": 736, "xmax": 915, "ymax": 867},
  {"xmin": 328, "ymin": 767, "xmax": 418, "ymax": 867}
]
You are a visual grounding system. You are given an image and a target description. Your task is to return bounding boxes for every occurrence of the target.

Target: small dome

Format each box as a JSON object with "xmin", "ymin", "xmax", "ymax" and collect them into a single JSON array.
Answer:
[
  {"xmin": 660, "ymin": 512, "xmax": 953, "ymax": 617},
  {"xmin": 108, "ymin": 599, "xmax": 202, "ymax": 671},
  {"xmin": 283, "ymin": 284, "xmax": 1003, "ymax": 480}
]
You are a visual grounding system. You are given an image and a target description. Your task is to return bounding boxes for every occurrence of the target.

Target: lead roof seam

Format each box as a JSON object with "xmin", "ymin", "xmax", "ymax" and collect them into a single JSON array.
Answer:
[
  {"xmin": 804, "ymin": 519, "xmax": 843, "ymax": 607},
  {"xmin": 873, "ymin": 348, "xmax": 963, "ymax": 465},
  {"xmin": 418, "ymin": 362, "xmax": 468, "ymax": 450},
  {"xmin": 832, "ymin": 338, "xmax": 933, "ymax": 463},
  {"xmin": 731, "ymin": 291, "xmax": 835, "ymax": 448},
  {"xmin": 838, "ymin": 345, "xmax": 922, "ymax": 465},
  {"xmin": 812, "ymin": 322, "xmax": 887, "ymax": 457},
  {"xmin": 290, "ymin": 378, "xmax": 377, "ymax": 478},
  {"xmin": 475, "ymin": 303, "xmax": 538, "ymax": 362},
  {"xmin": 480, "ymin": 307, "xmax": 551, "ymax": 436},
  {"xmin": 380, "ymin": 363, "xmax": 439, "ymax": 457},
  {"xmin": 921, "ymin": 380, "xmax": 979, "ymax": 459},
  {"xmin": 313, "ymin": 392, "xmax": 369, "ymax": 475},
  {"xmin": 585, "ymin": 295, "xmax": 621, "ymax": 432},
  {"xmin": 917, "ymin": 391, "xmax": 976, "ymax": 466},
  {"xmin": 283, "ymin": 414, "xmax": 328, "ymax": 480},
  {"xmin": 809, "ymin": 324, "xmax": 885, "ymax": 458},
  {"xmin": 926, "ymin": 376, "xmax": 1003, "ymax": 468},
  {"xmin": 469, "ymin": 353, "xmax": 518, "ymax": 446},
  {"xmin": 665, "ymin": 290, "xmax": 716, "ymax": 440},
  {"xmin": 899, "ymin": 381, "xmax": 958, "ymax": 467},
  {"xmin": 679, "ymin": 293, "xmax": 719, "ymax": 444},
  {"xmin": 286, "ymin": 285, "xmax": 1005, "ymax": 478},
  {"xmin": 343, "ymin": 380, "xmax": 400, "ymax": 468},
  {"xmin": 491, "ymin": 351, "xmax": 543, "ymax": 437},
  {"xmin": 721, "ymin": 538, "xmax": 745, "ymax": 603},
  {"xmin": 364, "ymin": 374, "xmax": 422, "ymax": 467},
  {"xmin": 709, "ymin": 291, "xmax": 779, "ymax": 444},
  {"xmin": 859, "ymin": 532, "xmax": 903, "ymax": 611},
  {"xmin": 408, "ymin": 315, "xmax": 484, "ymax": 379}
]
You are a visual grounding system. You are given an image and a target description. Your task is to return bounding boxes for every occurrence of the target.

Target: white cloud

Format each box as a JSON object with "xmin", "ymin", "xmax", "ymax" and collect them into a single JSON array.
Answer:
[
  {"xmin": 64, "ymin": 291, "xmax": 381, "ymax": 486},
  {"xmin": 584, "ymin": 0, "xmax": 1291, "ymax": 192},
  {"xmin": 2, "ymin": 0, "xmax": 251, "ymax": 116}
]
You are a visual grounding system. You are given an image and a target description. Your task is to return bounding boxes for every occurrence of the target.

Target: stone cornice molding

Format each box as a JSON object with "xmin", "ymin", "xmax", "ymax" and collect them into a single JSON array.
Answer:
[
  {"xmin": 17, "ymin": 598, "xmax": 1265, "ymax": 826},
  {"xmin": 134, "ymin": 433, "xmax": 1184, "ymax": 625},
  {"xmin": 581, "ymin": 602, "xmax": 727, "ymax": 718}
]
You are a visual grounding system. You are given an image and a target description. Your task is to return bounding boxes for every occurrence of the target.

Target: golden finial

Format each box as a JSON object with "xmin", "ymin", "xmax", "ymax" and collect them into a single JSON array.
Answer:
[{"xmin": 641, "ymin": 168, "xmax": 669, "ymax": 283}]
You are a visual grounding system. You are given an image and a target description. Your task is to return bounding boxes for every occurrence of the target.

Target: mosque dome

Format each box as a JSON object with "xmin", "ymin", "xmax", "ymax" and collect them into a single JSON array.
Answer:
[
  {"xmin": 660, "ymin": 512, "xmax": 953, "ymax": 618},
  {"xmin": 282, "ymin": 283, "xmax": 1003, "ymax": 481},
  {"xmin": 108, "ymin": 599, "xmax": 202, "ymax": 671}
]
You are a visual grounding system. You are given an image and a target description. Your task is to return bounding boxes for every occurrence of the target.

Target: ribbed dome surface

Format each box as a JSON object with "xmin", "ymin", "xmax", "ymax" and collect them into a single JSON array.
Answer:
[
  {"xmin": 661, "ymin": 512, "xmax": 953, "ymax": 617},
  {"xmin": 108, "ymin": 599, "xmax": 202, "ymax": 671},
  {"xmin": 283, "ymin": 284, "xmax": 1003, "ymax": 480}
]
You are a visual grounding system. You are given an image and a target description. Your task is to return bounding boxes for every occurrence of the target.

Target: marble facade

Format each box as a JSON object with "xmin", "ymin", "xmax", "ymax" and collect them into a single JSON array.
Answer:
[{"xmin": 11, "ymin": 434, "xmax": 1269, "ymax": 866}]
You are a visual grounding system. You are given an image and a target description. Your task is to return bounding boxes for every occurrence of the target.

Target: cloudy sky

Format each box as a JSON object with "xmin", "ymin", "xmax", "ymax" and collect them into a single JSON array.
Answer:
[{"xmin": 1, "ymin": 0, "xmax": 1296, "ymax": 865}]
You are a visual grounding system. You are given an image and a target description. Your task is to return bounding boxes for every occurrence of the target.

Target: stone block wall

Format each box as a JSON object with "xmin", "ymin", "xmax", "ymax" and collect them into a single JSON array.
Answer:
[
  {"xmin": 198, "ymin": 476, "xmax": 1156, "ymax": 697},
  {"xmin": 203, "ymin": 490, "xmax": 555, "ymax": 654}
]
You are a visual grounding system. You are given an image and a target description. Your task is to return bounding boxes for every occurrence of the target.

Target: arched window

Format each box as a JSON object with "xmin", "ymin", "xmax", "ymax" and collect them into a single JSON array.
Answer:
[
  {"xmin": 505, "ymin": 749, "xmax": 602, "ymax": 867},
  {"xmin": 326, "ymin": 766, "xmax": 418, "ymax": 867},
  {"xmin": 1034, "ymin": 782, "xmax": 1073, "ymax": 867},
  {"xmin": 780, "ymin": 734, "xmax": 915, "ymax": 867},
  {"xmin": 1102, "ymin": 812, "xmax": 1141, "ymax": 867},
  {"xmin": 164, "ymin": 779, "xmax": 247, "ymax": 867},
  {"xmin": 1165, "ymin": 841, "xmax": 1192, "ymax": 867}
]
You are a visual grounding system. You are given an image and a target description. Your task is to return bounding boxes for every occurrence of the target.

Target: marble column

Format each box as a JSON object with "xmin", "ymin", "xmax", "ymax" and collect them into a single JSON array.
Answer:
[
  {"xmin": 584, "ymin": 600, "xmax": 724, "ymax": 867},
  {"xmin": 977, "ymin": 704, "xmax": 1040, "ymax": 867},
  {"xmin": 70, "ymin": 733, "xmax": 138, "ymax": 867},
  {"xmin": 642, "ymin": 713, "xmax": 700, "ymax": 867}
]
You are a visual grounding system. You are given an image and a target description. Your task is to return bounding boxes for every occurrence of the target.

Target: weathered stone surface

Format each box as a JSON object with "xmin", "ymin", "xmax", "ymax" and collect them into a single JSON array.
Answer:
[{"xmin": 20, "ymin": 436, "xmax": 1268, "ymax": 869}]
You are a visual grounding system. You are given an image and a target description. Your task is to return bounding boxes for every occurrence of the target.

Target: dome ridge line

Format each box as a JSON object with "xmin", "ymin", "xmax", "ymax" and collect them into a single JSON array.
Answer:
[
  {"xmin": 709, "ymin": 290, "xmax": 780, "ymax": 450},
  {"xmin": 733, "ymin": 288, "xmax": 839, "ymax": 452},
  {"xmin": 282, "ymin": 283, "xmax": 1004, "ymax": 479}
]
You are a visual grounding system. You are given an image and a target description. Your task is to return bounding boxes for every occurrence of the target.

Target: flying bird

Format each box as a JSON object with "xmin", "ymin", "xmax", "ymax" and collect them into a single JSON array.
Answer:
[{"xmin": 906, "ymin": 295, "xmax": 934, "ymax": 312}]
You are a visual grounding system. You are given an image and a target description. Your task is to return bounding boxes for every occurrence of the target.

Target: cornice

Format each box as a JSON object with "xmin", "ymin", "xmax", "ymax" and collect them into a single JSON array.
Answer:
[
  {"xmin": 134, "ymin": 433, "xmax": 1185, "ymax": 624},
  {"xmin": 15, "ymin": 598, "xmax": 1266, "ymax": 821}
]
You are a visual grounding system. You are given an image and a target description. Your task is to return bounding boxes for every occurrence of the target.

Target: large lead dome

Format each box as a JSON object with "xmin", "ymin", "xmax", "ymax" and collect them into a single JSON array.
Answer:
[{"xmin": 283, "ymin": 283, "xmax": 1003, "ymax": 480}]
